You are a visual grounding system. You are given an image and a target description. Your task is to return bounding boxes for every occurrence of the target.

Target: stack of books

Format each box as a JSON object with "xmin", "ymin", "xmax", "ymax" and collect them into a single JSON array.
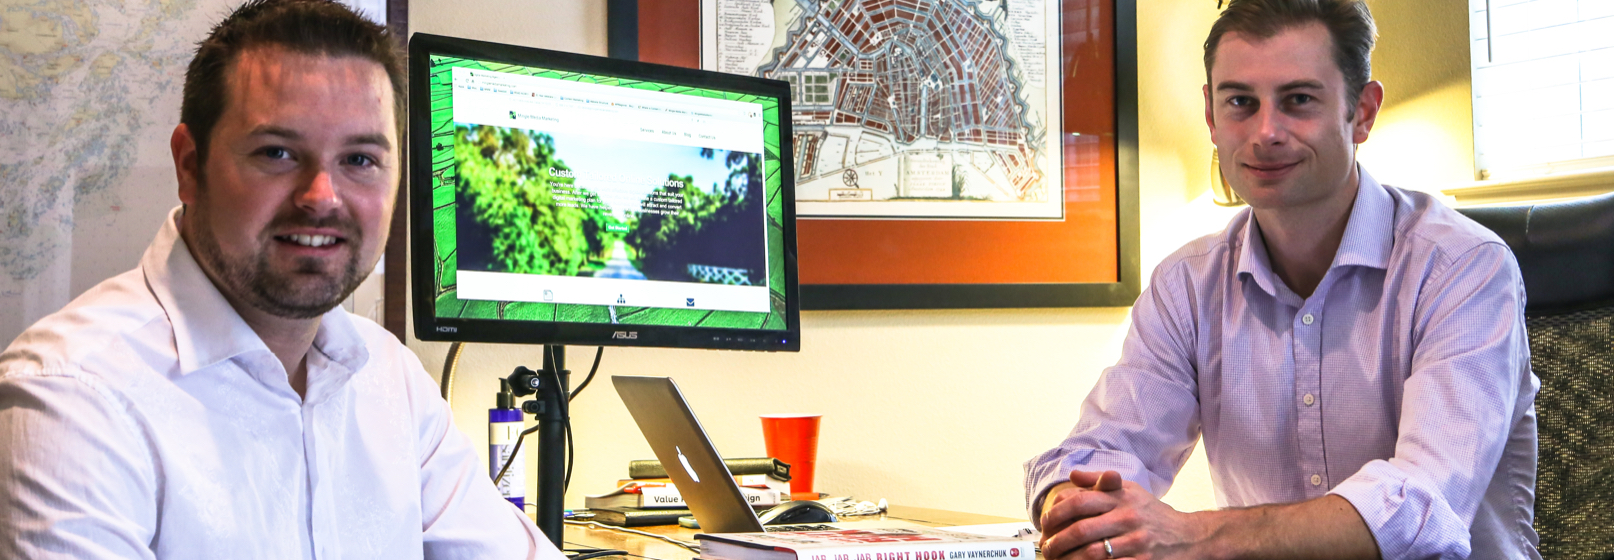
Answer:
[{"xmin": 585, "ymin": 457, "xmax": 792, "ymax": 527}]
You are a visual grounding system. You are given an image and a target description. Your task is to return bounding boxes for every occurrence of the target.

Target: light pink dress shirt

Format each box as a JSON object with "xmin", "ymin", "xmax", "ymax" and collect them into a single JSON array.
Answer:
[{"xmin": 1026, "ymin": 169, "xmax": 1540, "ymax": 560}]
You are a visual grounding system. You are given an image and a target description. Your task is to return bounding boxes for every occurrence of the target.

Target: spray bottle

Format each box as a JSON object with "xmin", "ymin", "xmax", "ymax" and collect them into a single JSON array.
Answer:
[{"xmin": 489, "ymin": 379, "xmax": 525, "ymax": 509}]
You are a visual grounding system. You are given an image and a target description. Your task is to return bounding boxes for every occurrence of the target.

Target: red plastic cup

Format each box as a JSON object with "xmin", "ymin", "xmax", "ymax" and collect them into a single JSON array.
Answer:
[{"xmin": 761, "ymin": 414, "xmax": 822, "ymax": 501}]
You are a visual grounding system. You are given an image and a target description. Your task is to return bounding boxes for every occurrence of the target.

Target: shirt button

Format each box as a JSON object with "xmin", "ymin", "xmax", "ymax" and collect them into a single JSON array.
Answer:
[
  {"xmin": 1311, "ymin": 474, "xmax": 1322, "ymax": 486},
  {"xmin": 1303, "ymin": 393, "xmax": 1315, "ymax": 406},
  {"xmin": 1301, "ymin": 313, "xmax": 1315, "ymax": 325}
]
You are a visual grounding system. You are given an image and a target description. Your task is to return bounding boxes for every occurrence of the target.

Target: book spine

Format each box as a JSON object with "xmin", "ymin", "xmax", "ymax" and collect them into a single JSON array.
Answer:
[
  {"xmin": 619, "ymin": 474, "xmax": 789, "ymax": 490},
  {"xmin": 616, "ymin": 474, "xmax": 787, "ymax": 490},
  {"xmin": 629, "ymin": 458, "xmax": 792, "ymax": 480},
  {"xmin": 637, "ymin": 486, "xmax": 782, "ymax": 508},
  {"xmin": 735, "ymin": 473, "xmax": 786, "ymax": 488},
  {"xmin": 738, "ymin": 488, "xmax": 784, "ymax": 507},
  {"xmin": 592, "ymin": 508, "xmax": 691, "ymax": 527},
  {"xmin": 638, "ymin": 486, "xmax": 687, "ymax": 508},
  {"xmin": 628, "ymin": 459, "xmax": 668, "ymax": 479},
  {"xmin": 795, "ymin": 542, "xmax": 1033, "ymax": 560}
]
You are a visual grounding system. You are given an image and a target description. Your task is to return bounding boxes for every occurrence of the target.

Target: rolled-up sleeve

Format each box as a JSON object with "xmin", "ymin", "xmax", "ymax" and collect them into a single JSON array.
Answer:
[
  {"xmin": 1024, "ymin": 261, "xmax": 1204, "ymax": 525},
  {"xmin": 1328, "ymin": 242, "xmax": 1531, "ymax": 560}
]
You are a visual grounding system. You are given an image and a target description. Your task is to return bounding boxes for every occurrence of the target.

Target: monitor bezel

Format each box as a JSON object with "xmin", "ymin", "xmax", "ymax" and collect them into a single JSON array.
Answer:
[{"xmin": 407, "ymin": 32, "xmax": 801, "ymax": 352}]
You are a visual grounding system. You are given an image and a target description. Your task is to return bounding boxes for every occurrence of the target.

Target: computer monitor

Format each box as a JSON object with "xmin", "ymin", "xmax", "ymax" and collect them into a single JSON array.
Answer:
[{"xmin": 408, "ymin": 33, "xmax": 800, "ymax": 352}]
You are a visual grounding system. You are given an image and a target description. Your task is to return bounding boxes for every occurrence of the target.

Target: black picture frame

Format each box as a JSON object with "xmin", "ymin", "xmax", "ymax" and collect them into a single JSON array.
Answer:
[{"xmin": 383, "ymin": 0, "xmax": 411, "ymax": 340}]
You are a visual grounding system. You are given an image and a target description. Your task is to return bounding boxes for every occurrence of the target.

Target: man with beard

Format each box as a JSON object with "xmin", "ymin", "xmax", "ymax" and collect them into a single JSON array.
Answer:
[
  {"xmin": 0, "ymin": 1, "xmax": 564, "ymax": 558},
  {"xmin": 1026, "ymin": 1, "xmax": 1537, "ymax": 559}
]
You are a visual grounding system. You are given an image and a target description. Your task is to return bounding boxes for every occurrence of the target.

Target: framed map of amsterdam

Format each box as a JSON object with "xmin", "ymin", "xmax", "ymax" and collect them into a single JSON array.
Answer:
[
  {"xmin": 613, "ymin": 0, "xmax": 1138, "ymax": 310},
  {"xmin": 707, "ymin": 0, "xmax": 1061, "ymax": 221}
]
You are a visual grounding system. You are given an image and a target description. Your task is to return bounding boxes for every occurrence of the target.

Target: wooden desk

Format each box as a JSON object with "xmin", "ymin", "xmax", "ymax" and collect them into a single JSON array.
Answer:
[{"xmin": 560, "ymin": 506, "xmax": 1023, "ymax": 560}]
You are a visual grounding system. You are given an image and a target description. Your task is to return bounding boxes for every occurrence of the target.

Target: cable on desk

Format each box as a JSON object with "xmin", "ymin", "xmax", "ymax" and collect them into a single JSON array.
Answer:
[
  {"xmin": 566, "ymin": 549, "xmax": 630, "ymax": 560},
  {"xmin": 563, "ymin": 520, "xmax": 701, "ymax": 552},
  {"xmin": 563, "ymin": 544, "xmax": 658, "ymax": 560}
]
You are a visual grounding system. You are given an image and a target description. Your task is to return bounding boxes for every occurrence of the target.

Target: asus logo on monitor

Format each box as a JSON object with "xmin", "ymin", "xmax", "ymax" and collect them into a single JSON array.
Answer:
[
  {"xmin": 436, "ymin": 326, "xmax": 458, "ymax": 333},
  {"xmin": 612, "ymin": 331, "xmax": 638, "ymax": 340}
]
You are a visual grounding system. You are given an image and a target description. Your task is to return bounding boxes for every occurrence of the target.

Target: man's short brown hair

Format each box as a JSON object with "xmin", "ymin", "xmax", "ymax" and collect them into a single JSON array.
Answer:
[
  {"xmin": 180, "ymin": 0, "xmax": 404, "ymax": 164},
  {"xmin": 1204, "ymin": 0, "xmax": 1377, "ymax": 113}
]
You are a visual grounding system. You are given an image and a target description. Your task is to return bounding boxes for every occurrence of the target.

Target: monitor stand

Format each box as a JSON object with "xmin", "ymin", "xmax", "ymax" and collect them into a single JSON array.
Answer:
[{"xmin": 505, "ymin": 344, "xmax": 570, "ymax": 549}]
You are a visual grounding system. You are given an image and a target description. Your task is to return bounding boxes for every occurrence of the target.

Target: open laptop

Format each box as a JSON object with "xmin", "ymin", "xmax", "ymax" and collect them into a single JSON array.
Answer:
[
  {"xmin": 613, "ymin": 375, "xmax": 924, "ymax": 533},
  {"xmin": 613, "ymin": 375, "xmax": 774, "ymax": 533}
]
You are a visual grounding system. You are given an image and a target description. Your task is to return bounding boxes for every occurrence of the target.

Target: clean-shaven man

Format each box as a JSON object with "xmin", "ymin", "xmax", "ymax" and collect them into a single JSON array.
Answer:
[{"xmin": 1025, "ymin": 1, "xmax": 1538, "ymax": 559}]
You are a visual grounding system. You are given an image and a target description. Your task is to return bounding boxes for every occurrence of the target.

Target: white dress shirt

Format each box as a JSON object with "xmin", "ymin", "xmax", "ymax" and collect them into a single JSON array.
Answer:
[{"xmin": 0, "ymin": 208, "xmax": 565, "ymax": 560}]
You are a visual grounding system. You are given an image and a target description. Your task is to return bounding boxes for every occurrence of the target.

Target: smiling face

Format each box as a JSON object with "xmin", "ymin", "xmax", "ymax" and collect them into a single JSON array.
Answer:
[
  {"xmin": 1204, "ymin": 22, "xmax": 1381, "ymax": 213},
  {"xmin": 173, "ymin": 46, "xmax": 398, "ymax": 319}
]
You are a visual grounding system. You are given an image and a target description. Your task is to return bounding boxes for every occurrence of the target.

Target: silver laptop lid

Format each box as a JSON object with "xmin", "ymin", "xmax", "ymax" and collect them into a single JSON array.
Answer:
[{"xmin": 612, "ymin": 375, "xmax": 767, "ymax": 533}]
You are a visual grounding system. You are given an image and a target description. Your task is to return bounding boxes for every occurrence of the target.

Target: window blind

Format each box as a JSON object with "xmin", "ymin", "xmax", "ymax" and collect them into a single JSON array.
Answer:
[{"xmin": 1470, "ymin": 0, "xmax": 1614, "ymax": 177}]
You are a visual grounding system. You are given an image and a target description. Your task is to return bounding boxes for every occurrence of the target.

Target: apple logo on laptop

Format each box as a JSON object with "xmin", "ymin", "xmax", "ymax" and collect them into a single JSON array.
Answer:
[{"xmin": 676, "ymin": 446, "xmax": 701, "ymax": 483}]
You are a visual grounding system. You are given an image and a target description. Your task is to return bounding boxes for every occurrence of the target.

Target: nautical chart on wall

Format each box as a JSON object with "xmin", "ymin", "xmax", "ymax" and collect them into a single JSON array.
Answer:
[
  {"xmin": 702, "ymin": 0, "xmax": 1062, "ymax": 220},
  {"xmin": 0, "ymin": 0, "xmax": 386, "ymax": 343}
]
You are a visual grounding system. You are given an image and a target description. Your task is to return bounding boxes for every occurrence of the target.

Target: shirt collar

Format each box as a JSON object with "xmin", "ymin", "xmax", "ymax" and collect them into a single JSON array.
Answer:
[
  {"xmin": 141, "ymin": 207, "xmax": 370, "ymax": 376},
  {"xmin": 1235, "ymin": 212, "xmax": 1283, "ymax": 299},
  {"xmin": 1235, "ymin": 165, "xmax": 1395, "ymax": 298},
  {"xmin": 1330, "ymin": 166, "xmax": 1394, "ymax": 271},
  {"xmin": 313, "ymin": 305, "xmax": 369, "ymax": 375}
]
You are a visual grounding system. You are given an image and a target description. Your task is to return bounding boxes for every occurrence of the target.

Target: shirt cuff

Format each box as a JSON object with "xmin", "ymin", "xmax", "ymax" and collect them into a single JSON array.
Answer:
[
  {"xmin": 1327, "ymin": 459, "xmax": 1472, "ymax": 560},
  {"xmin": 1024, "ymin": 448, "xmax": 1152, "ymax": 527}
]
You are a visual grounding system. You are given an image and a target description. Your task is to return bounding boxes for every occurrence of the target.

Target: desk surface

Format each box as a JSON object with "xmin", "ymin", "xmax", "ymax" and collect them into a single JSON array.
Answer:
[{"xmin": 561, "ymin": 506, "xmax": 1023, "ymax": 560}]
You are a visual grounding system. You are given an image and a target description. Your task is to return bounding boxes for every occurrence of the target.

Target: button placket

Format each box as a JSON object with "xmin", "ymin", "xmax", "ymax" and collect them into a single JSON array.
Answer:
[{"xmin": 1294, "ymin": 304, "xmax": 1327, "ymax": 498}]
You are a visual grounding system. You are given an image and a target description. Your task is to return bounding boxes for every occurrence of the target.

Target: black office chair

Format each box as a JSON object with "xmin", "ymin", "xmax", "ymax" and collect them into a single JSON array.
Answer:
[{"xmin": 1458, "ymin": 191, "xmax": 1614, "ymax": 560}]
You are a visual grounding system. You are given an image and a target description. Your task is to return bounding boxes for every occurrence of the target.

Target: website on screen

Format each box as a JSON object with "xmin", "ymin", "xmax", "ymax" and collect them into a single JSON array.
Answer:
[{"xmin": 449, "ymin": 66, "xmax": 773, "ymax": 314}]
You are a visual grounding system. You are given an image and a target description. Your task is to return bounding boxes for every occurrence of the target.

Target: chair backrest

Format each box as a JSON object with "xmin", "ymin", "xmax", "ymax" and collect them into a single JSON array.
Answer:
[{"xmin": 1457, "ymin": 190, "xmax": 1614, "ymax": 559}]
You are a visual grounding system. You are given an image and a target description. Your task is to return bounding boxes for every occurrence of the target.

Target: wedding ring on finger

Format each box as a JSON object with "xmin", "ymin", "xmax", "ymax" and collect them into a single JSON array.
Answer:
[{"xmin": 1103, "ymin": 538, "xmax": 1114, "ymax": 559}]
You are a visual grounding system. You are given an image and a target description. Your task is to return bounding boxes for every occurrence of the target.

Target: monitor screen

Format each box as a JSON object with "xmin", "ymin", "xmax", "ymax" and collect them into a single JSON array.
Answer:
[{"xmin": 408, "ymin": 34, "xmax": 800, "ymax": 352}]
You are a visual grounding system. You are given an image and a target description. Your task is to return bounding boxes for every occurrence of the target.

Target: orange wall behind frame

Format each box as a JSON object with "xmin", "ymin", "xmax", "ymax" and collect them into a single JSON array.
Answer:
[
  {"xmin": 639, "ymin": 0, "xmax": 1120, "ymax": 285},
  {"xmin": 638, "ymin": 0, "xmax": 700, "ymax": 68}
]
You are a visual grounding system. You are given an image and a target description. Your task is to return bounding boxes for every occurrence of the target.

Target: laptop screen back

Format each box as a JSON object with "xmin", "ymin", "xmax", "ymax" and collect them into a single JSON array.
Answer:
[{"xmin": 612, "ymin": 375, "xmax": 767, "ymax": 533}]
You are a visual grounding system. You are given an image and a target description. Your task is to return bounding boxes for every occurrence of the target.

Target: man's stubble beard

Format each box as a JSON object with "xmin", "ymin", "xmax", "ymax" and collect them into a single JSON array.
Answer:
[{"xmin": 186, "ymin": 181, "xmax": 369, "ymax": 320}]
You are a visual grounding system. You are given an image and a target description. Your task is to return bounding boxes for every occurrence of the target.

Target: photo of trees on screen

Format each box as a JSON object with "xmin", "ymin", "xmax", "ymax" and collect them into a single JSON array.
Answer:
[{"xmin": 454, "ymin": 124, "xmax": 767, "ymax": 287}]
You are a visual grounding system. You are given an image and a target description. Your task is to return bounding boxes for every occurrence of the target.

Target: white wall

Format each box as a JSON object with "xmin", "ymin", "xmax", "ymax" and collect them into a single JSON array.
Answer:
[
  {"xmin": 410, "ymin": 0, "xmax": 606, "ymax": 55},
  {"xmin": 405, "ymin": 0, "xmax": 1472, "ymax": 520},
  {"xmin": 1357, "ymin": 0, "xmax": 1476, "ymax": 190}
]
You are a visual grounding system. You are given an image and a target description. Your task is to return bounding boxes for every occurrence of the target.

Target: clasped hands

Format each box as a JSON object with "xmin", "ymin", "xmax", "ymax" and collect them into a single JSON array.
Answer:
[{"xmin": 1038, "ymin": 470, "xmax": 1212, "ymax": 560}]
